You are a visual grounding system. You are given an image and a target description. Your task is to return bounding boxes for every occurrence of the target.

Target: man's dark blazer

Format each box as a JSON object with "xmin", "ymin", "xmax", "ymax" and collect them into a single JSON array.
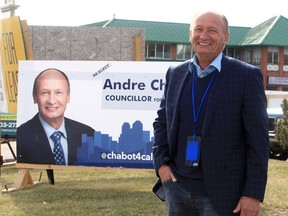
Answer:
[
  {"xmin": 17, "ymin": 113, "xmax": 95, "ymax": 165},
  {"xmin": 153, "ymin": 55, "xmax": 270, "ymax": 216}
]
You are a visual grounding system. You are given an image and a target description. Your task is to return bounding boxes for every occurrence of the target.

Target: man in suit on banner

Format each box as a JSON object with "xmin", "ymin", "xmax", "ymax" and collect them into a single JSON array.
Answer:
[{"xmin": 17, "ymin": 68, "xmax": 95, "ymax": 166}]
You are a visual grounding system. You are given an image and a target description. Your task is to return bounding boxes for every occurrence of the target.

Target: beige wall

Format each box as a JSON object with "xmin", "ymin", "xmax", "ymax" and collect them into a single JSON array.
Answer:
[{"xmin": 28, "ymin": 25, "xmax": 145, "ymax": 61}]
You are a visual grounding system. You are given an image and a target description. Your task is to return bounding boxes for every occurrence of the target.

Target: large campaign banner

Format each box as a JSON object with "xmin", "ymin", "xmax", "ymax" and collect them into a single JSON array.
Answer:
[{"xmin": 17, "ymin": 60, "xmax": 178, "ymax": 169}]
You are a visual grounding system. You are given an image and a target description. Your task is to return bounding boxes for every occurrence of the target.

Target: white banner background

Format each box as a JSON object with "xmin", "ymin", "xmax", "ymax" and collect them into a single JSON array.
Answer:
[{"xmin": 17, "ymin": 60, "xmax": 178, "ymax": 143}]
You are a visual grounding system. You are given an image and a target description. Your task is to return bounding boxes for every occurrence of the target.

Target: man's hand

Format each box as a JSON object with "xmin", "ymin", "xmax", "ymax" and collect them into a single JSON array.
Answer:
[
  {"xmin": 233, "ymin": 196, "xmax": 260, "ymax": 216},
  {"xmin": 158, "ymin": 164, "xmax": 177, "ymax": 182}
]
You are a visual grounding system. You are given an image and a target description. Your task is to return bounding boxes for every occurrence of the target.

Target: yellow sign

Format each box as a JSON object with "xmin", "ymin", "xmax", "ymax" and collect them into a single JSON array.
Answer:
[
  {"xmin": 0, "ymin": 16, "xmax": 27, "ymax": 114},
  {"xmin": 0, "ymin": 113, "xmax": 16, "ymax": 120}
]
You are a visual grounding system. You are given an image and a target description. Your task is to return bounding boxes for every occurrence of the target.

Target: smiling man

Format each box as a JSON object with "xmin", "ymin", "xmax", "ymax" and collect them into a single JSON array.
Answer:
[
  {"xmin": 152, "ymin": 11, "xmax": 269, "ymax": 216},
  {"xmin": 17, "ymin": 68, "xmax": 95, "ymax": 166}
]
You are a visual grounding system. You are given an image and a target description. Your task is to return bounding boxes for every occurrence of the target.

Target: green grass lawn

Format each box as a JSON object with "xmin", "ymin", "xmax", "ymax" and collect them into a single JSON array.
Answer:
[{"xmin": 0, "ymin": 159, "xmax": 287, "ymax": 216}]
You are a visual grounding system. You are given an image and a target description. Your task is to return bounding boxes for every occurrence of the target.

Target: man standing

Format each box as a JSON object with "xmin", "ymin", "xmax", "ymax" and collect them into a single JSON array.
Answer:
[{"xmin": 152, "ymin": 11, "xmax": 269, "ymax": 216}]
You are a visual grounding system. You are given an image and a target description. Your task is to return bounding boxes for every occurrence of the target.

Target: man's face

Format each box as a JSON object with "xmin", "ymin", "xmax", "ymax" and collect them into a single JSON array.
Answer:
[
  {"xmin": 33, "ymin": 70, "xmax": 70, "ymax": 126},
  {"xmin": 190, "ymin": 12, "xmax": 229, "ymax": 60}
]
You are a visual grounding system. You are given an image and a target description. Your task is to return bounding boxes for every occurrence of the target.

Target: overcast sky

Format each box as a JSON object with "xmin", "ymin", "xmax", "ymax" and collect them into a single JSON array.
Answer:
[{"xmin": 2, "ymin": 0, "xmax": 288, "ymax": 27}]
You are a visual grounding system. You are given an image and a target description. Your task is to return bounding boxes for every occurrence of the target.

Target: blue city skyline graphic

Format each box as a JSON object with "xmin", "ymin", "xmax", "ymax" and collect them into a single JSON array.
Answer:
[{"xmin": 75, "ymin": 120, "xmax": 154, "ymax": 168}]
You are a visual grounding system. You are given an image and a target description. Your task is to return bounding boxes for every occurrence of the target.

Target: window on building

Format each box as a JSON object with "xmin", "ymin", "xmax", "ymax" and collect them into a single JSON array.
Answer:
[
  {"xmin": 266, "ymin": 86, "xmax": 278, "ymax": 91},
  {"xmin": 176, "ymin": 44, "xmax": 194, "ymax": 60},
  {"xmin": 147, "ymin": 43, "xmax": 155, "ymax": 58},
  {"xmin": 146, "ymin": 43, "xmax": 171, "ymax": 59},
  {"xmin": 156, "ymin": 44, "xmax": 163, "ymax": 58},
  {"xmin": 268, "ymin": 47, "xmax": 279, "ymax": 64},
  {"xmin": 253, "ymin": 47, "xmax": 261, "ymax": 65},
  {"xmin": 226, "ymin": 47, "xmax": 242, "ymax": 60},
  {"xmin": 163, "ymin": 44, "xmax": 171, "ymax": 59},
  {"xmin": 226, "ymin": 47, "xmax": 233, "ymax": 57},
  {"xmin": 244, "ymin": 48, "xmax": 252, "ymax": 63},
  {"xmin": 284, "ymin": 47, "xmax": 288, "ymax": 65}
]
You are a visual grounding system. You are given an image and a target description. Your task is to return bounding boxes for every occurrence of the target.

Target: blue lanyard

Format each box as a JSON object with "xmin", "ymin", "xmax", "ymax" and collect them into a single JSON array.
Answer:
[{"xmin": 192, "ymin": 68, "xmax": 216, "ymax": 138}]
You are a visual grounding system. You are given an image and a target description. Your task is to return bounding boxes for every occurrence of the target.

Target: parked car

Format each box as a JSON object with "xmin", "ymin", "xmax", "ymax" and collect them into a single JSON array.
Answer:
[
  {"xmin": 268, "ymin": 108, "xmax": 283, "ymax": 138},
  {"xmin": 267, "ymin": 108, "xmax": 288, "ymax": 160}
]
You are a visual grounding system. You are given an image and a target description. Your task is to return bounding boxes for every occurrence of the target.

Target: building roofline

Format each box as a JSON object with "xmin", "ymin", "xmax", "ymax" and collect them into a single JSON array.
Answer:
[{"xmin": 259, "ymin": 15, "xmax": 280, "ymax": 44}]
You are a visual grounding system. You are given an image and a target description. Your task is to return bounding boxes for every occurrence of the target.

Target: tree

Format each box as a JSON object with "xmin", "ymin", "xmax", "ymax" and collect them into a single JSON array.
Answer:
[{"xmin": 273, "ymin": 99, "xmax": 288, "ymax": 160}]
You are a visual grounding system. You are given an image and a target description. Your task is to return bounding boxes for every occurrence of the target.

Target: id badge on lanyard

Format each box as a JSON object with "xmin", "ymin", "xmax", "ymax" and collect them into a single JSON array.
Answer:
[{"xmin": 185, "ymin": 136, "xmax": 201, "ymax": 167}]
